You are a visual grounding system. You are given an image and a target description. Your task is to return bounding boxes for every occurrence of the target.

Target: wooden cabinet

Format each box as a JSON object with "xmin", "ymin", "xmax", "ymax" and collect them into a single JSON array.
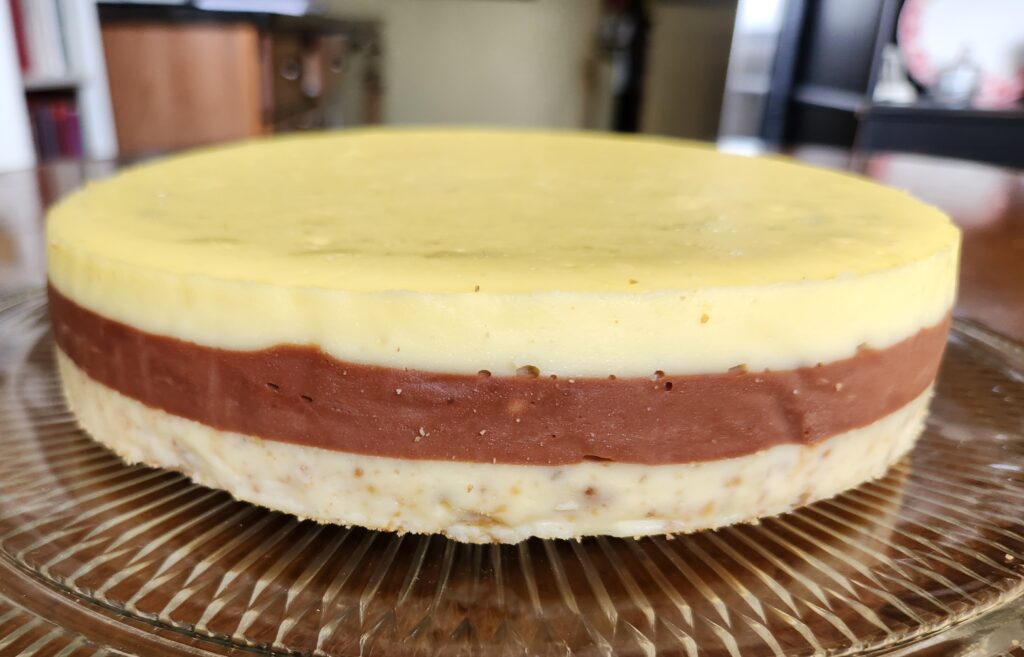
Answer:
[
  {"xmin": 102, "ymin": 21, "xmax": 264, "ymax": 156},
  {"xmin": 99, "ymin": 7, "xmax": 381, "ymax": 158}
]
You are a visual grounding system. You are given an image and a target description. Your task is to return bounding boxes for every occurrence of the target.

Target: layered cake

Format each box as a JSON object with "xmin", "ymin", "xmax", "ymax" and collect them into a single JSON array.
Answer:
[{"xmin": 47, "ymin": 130, "xmax": 959, "ymax": 543}]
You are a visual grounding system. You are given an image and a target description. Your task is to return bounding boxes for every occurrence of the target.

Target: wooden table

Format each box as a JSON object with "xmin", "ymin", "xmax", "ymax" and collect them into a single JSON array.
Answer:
[
  {"xmin": 3, "ymin": 147, "xmax": 1021, "ymax": 340},
  {"xmin": 786, "ymin": 146, "xmax": 1024, "ymax": 341}
]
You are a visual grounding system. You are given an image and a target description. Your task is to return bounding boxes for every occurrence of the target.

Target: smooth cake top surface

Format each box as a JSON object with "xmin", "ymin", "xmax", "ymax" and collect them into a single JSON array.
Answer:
[{"xmin": 47, "ymin": 129, "xmax": 959, "ymax": 293}]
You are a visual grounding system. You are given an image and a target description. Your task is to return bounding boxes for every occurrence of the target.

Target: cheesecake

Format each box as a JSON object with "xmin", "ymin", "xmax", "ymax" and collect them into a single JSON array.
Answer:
[{"xmin": 47, "ymin": 130, "xmax": 960, "ymax": 543}]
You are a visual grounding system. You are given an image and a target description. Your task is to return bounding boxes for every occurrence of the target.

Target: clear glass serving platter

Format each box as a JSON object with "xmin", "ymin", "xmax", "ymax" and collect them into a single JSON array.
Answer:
[{"xmin": 0, "ymin": 290, "xmax": 1023, "ymax": 657}]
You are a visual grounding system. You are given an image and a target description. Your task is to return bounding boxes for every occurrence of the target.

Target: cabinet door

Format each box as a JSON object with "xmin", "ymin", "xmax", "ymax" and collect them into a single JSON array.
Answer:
[
  {"xmin": 269, "ymin": 31, "xmax": 311, "ymax": 130},
  {"xmin": 268, "ymin": 31, "xmax": 351, "ymax": 131},
  {"xmin": 102, "ymin": 21, "xmax": 265, "ymax": 157}
]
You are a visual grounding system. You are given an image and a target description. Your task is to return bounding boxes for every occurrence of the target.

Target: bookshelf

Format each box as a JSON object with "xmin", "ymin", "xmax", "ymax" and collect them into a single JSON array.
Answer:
[
  {"xmin": 0, "ymin": 0, "xmax": 117, "ymax": 172},
  {"xmin": 23, "ymin": 74, "xmax": 82, "ymax": 91}
]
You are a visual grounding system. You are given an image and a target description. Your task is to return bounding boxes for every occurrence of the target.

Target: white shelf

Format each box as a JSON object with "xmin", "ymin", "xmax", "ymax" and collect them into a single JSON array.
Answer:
[
  {"xmin": 0, "ymin": 0, "xmax": 117, "ymax": 170},
  {"xmin": 0, "ymin": 0, "xmax": 34, "ymax": 170},
  {"xmin": 23, "ymin": 75, "xmax": 81, "ymax": 91}
]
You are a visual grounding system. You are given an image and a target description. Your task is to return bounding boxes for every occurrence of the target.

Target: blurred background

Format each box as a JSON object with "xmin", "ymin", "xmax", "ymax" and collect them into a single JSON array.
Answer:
[
  {"xmin": 2, "ymin": 0, "xmax": 1022, "ymax": 168},
  {"xmin": 1, "ymin": 0, "xmax": 1023, "ymax": 336}
]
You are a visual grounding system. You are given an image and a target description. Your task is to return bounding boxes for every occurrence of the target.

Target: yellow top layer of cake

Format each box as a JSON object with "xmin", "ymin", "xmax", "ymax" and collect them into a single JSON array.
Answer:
[
  {"xmin": 48, "ymin": 129, "xmax": 958, "ymax": 293},
  {"xmin": 47, "ymin": 130, "xmax": 959, "ymax": 375}
]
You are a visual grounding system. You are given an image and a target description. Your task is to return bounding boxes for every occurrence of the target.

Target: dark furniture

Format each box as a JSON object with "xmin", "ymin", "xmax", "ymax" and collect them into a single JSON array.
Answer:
[
  {"xmin": 97, "ymin": 3, "xmax": 381, "ymax": 157},
  {"xmin": 762, "ymin": 0, "xmax": 1024, "ymax": 167}
]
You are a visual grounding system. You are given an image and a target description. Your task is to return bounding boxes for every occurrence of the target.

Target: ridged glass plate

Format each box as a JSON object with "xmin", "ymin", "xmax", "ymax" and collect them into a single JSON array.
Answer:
[{"xmin": 1, "ymin": 291, "xmax": 1023, "ymax": 657}]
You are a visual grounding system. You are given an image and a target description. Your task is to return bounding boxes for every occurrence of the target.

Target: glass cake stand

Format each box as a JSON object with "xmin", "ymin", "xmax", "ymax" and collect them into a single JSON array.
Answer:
[{"xmin": 1, "ymin": 290, "xmax": 1023, "ymax": 657}]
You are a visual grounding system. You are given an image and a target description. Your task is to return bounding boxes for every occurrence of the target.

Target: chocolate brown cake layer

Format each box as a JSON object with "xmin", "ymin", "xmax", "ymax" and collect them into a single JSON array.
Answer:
[{"xmin": 50, "ymin": 285, "xmax": 949, "ymax": 466}]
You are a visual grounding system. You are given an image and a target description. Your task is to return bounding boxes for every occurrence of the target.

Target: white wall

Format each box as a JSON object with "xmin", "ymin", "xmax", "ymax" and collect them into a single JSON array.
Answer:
[
  {"xmin": 641, "ymin": 1, "xmax": 737, "ymax": 140},
  {"xmin": 326, "ymin": 0, "xmax": 601, "ymax": 128}
]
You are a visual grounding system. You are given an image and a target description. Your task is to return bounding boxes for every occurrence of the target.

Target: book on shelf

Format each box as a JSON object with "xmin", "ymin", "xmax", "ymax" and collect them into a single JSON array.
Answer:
[
  {"xmin": 27, "ymin": 95, "xmax": 83, "ymax": 162},
  {"xmin": 8, "ymin": 0, "xmax": 29, "ymax": 72},
  {"xmin": 9, "ymin": 0, "xmax": 72, "ymax": 80}
]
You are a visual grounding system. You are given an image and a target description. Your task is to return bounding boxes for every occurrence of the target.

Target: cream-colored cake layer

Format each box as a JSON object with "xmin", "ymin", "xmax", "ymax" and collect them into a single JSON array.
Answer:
[
  {"xmin": 59, "ymin": 350, "xmax": 930, "ymax": 543},
  {"xmin": 47, "ymin": 130, "xmax": 960, "ymax": 376}
]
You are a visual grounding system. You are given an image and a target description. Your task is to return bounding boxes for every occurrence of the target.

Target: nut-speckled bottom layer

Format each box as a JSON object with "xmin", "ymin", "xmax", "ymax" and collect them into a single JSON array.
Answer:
[{"xmin": 57, "ymin": 350, "xmax": 931, "ymax": 543}]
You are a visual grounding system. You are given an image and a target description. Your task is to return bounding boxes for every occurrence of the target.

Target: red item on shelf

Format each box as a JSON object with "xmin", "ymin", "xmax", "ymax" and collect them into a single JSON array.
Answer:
[
  {"xmin": 52, "ymin": 101, "xmax": 69, "ymax": 155},
  {"xmin": 65, "ymin": 108, "xmax": 82, "ymax": 157},
  {"xmin": 9, "ymin": 0, "xmax": 30, "ymax": 72}
]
